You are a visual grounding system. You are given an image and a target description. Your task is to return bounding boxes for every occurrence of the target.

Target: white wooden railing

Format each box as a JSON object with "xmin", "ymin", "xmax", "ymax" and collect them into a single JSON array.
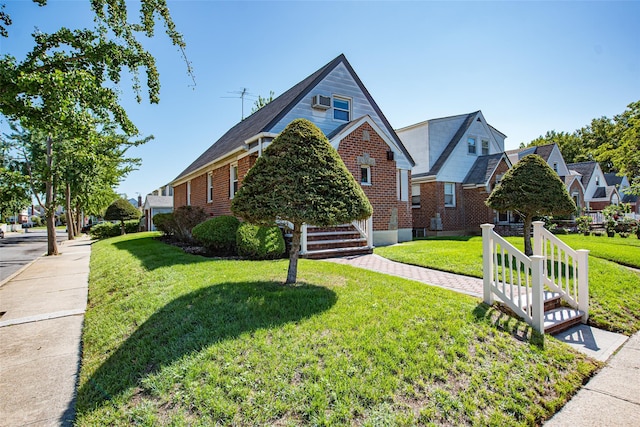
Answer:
[
  {"xmin": 532, "ymin": 221, "xmax": 589, "ymax": 321},
  {"xmin": 481, "ymin": 222, "xmax": 589, "ymax": 332},
  {"xmin": 287, "ymin": 216, "xmax": 373, "ymax": 255}
]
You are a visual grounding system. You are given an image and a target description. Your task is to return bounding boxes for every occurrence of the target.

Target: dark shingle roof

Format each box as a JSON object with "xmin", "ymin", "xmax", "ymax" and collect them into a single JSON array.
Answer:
[
  {"xmin": 463, "ymin": 153, "xmax": 506, "ymax": 185},
  {"xmin": 592, "ymin": 187, "xmax": 607, "ymax": 198},
  {"xmin": 622, "ymin": 193, "xmax": 638, "ymax": 204},
  {"xmin": 427, "ymin": 111, "xmax": 479, "ymax": 176},
  {"xmin": 533, "ymin": 144, "xmax": 555, "ymax": 162},
  {"xmin": 604, "ymin": 173, "xmax": 623, "ymax": 188},
  {"xmin": 567, "ymin": 161, "xmax": 597, "ymax": 187},
  {"xmin": 174, "ymin": 54, "xmax": 413, "ymax": 182}
]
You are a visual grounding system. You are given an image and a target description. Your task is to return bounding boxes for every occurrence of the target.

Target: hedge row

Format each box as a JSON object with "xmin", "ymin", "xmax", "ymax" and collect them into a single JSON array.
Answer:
[{"xmin": 89, "ymin": 220, "xmax": 139, "ymax": 239}]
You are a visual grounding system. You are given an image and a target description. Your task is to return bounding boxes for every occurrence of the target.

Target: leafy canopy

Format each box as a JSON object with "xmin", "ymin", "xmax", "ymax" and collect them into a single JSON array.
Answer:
[
  {"xmin": 104, "ymin": 198, "xmax": 141, "ymax": 222},
  {"xmin": 486, "ymin": 154, "xmax": 576, "ymax": 217},
  {"xmin": 231, "ymin": 118, "xmax": 372, "ymax": 226}
]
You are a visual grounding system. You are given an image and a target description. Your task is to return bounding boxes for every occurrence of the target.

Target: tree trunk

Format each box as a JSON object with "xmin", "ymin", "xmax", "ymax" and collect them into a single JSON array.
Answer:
[
  {"xmin": 286, "ymin": 222, "xmax": 302, "ymax": 284},
  {"xmin": 65, "ymin": 182, "xmax": 74, "ymax": 240},
  {"xmin": 45, "ymin": 136, "xmax": 58, "ymax": 256},
  {"xmin": 523, "ymin": 215, "xmax": 533, "ymax": 256},
  {"xmin": 75, "ymin": 205, "xmax": 82, "ymax": 236},
  {"xmin": 120, "ymin": 220, "xmax": 126, "ymax": 235}
]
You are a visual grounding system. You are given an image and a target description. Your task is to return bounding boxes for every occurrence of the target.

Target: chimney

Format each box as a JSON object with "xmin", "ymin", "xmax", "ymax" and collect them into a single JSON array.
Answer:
[{"xmin": 138, "ymin": 195, "xmax": 142, "ymax": 208}]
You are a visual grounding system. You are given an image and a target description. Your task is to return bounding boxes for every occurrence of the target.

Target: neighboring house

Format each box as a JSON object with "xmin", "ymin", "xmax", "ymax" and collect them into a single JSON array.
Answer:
[
  {"xmin": 605, "ymin": 173, "xmax": 639, "ymax": 215},
  {"xmin": 506, "ymin": 143, "xmax": 587, "ymax": 212},
  {"xmin": 143, "ymin": 195, "xmax": 173, "ymax": 231},
  {"xmin": 567, "ymin": 161, "xmax": 619, "ymax": 211},
  {"xmin": 397, "ymin": 111, "xmax": 511, "ymax": 235},
  {"xmin": 171, "ymin": 54, "xmax": 415, "ymax": 256}
]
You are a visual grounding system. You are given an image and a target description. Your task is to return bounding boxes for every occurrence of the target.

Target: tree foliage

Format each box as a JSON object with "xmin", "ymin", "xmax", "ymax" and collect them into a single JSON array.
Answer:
[
  {"xmin": 526, "ymin": 100, "xmax": 640, "ymax": 195},
  {"xmin": 104, "ymin": 198, "xmax": 140, "ymax": 235},
  {"xmin": 251, "ymin": 91, "xmax": 275, "ymax": 114},
  {"xmin": 486, "ymin": 154, "xmax": 576, "ymax": 255},
  {"xmin": 232, "ymin": 118, "xmax": 372, "ymax": 284}
]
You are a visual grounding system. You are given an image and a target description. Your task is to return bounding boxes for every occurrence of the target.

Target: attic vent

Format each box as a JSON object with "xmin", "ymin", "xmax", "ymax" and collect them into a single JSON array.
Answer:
[{"xmin": 312, "ymin": 95, "xmax": 331, "ymax": 110}]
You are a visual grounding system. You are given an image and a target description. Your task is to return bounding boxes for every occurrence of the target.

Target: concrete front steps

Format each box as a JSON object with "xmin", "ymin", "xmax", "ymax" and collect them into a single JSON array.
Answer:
[{"xmin": 301, "ymin": 225, "xmax": 372, "ymax": 259}]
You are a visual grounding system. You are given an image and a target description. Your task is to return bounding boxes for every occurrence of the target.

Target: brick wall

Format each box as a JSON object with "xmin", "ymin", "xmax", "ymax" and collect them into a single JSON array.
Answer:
[
  {"xmin": 568, "ymin": 180, "xmax": 585, "ymax": 210},
  {"xmin": 337, "ymin": 122, "xmax": 412, "ymax": 231}
]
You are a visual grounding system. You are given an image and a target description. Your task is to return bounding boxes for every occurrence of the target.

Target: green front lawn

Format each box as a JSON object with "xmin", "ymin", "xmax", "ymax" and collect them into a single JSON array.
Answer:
[
  {"xmin": 77, "ymin": 233, "xmax": 599, "ymax": 426},
  {"xmin": 375, "ymin": 235, "xmax": 640, "ymax": 335},
  {"xmin": 557, "ymin": 234, "xmax": 640, "ymax": 269}
]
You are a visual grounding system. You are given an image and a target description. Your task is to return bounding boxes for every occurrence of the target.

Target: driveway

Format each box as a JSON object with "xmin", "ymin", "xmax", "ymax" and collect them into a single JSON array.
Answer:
[{"xmin": 0, "ymin": 229, "xmax": 65, "ymax": 283}]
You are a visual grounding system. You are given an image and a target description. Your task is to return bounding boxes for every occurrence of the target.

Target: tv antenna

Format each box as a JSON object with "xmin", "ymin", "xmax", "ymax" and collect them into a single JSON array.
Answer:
[{"xmin": 222, "ymin": 88, "xmax": 257, "ymax": 120}]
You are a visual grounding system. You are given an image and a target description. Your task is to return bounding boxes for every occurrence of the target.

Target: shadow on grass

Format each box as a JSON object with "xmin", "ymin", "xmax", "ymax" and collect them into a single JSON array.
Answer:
[
  {"xmin": 76, "ymin": 280, "xmax": 337, "ymax": 411},
  {"xmin": 472, "ymin": 302, "xmax": 545, "ymax": 348},
  {"xmin": 112, "ymin": 235, "xmax": 218, "ymax": 270}
]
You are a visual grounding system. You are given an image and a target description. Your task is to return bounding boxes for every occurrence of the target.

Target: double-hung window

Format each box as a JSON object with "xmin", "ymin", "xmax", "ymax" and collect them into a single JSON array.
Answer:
[
  {"xmin": 207, "ymin": 172, "xmax": 213, "ymax": 203},
  {"xmin": 444, "ymin": 182, "xmax": 455, "ymax": 207},
  {"xmin": 411, "ymin": 184, "xmax": 421, "ymax": 207},
  {"xmin": 467, "ymin": 137, "xmax": 476, "ymax": 155},
  {"xmin": 230, "ymin": 163, "xmax": 238, "ymax": 199},
  {"xmin": 187, "ymin": 180, "xmax": 191, "ymax": 206},
  {"xmin": 333, "ymin": 96, "xmax": 350, "ymax": 121},
  {"xmin": 481, "ymin": 140, "xmax": 489, "ymax": 155}
]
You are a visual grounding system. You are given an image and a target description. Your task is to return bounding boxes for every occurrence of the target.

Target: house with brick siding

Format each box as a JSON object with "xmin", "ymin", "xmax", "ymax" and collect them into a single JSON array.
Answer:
[
  {"xmin": 396, "ymin": 111, "xmax": 511, "ymax": 235},
  {"xmin": 171, "ymin": 54, "xmax": 415, "ymax": 257},
  {"xmin": 507, "ymin": 143, "xmax": 587, "ymax": 213}
]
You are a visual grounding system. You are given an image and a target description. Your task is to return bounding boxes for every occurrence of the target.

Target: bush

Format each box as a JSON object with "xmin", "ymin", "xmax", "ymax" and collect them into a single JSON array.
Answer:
[
  {"xmin": 30, "ymin": 216, "xmax": 42, "ymax": 227},
  {"xmin": 174, "ymin": 206, "xmax": 208, "ymax": 242},
  {"xmin": 89, "ymin": 220, "xmax": 140, "ymax": 240},
  {"xmin": 575, "ymin": 215, "xmax": 592, "ymax": 235},
  {"xmin": 192, "ymin": 215, "xmax": 240, "ymax": 255},
  {"xmin": 153, "ymin": 213, "xmax": 176, "ymax": 235},
  {"xmin": 236, "ymin": 223, "xmax": 286, "ymax": 260}
]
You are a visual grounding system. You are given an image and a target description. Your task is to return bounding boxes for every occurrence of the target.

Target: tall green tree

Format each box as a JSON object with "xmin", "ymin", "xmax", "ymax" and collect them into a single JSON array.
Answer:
[
  {"xmin": 251, "ymin": 91, "xmax": 275, "ymax": 114},
  {"xmin": 0, "ymin": 135, "xmax": 31, "ymax": 222},
  {"xmin": 527, "ymin": 130, "xmax": 592, "ymax": 164},
  {"xmin": 0, "ymin": 0, "xmax": 190, "ymax": 253},
  {"xmin": 486, "ymin": 154, "xmax": 576, "ymax": 256},
  {"xmin": 232, "ymin": 119, "xmax": 372, "ymax": 284}
]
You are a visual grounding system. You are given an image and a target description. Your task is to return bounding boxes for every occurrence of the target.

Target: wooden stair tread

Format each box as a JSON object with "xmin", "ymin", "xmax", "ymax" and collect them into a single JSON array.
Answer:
[
  {"xmin": 308, "ymin": 238, "xmax": 366, "ymax": 245},
  {"xmin": 544, "ymin": 308, "xmax": 584, "ymax": 334}
]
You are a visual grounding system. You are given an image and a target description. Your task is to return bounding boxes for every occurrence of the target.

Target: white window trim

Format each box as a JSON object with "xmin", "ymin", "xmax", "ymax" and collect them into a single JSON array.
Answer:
[
  {"xmin": 467, "ymin": 136, "xmax": 477, "ymax": 155},
  {"xmin": 207, "ymin": 172, "xmax": 213, "ymax": 203},
  {"xmin": 411, "ymin": 184, "xmax": 421, "ymax": 208},
  {"xmin": 230, "ymin": 163, "xmax": 238, "ymax": 199},
  {"xmin": 397, "ymin": 169, "xmax": 409, "ymax": 202},
  {"xmin": 481, "ymin": 139, "xmax": 489, "ymax": 155},
  {"xmin": 186, "ymin": 180, "xmax": 191, "ymax": 206},
  {"xmin": 332, "ymin": 95, "xmax": 351, "ymax": 122},
  {"xmin": 360, "ymin": 164, "xmax": 371, "ymax": 186},
  {"xmin": 444, "ymin": 182, "xmax": 456, "ymax": 207}
]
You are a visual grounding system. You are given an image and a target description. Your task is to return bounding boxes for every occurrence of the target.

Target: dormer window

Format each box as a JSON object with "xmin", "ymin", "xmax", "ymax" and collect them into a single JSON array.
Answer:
[
  {"xmin": 467, "ymin": 137, "xmax": 476, "ymax": 155},
  {"xmin": 553, "ymin": 162, "xmax": 558, "ymax": 173},
  {"xmin": 333, "ymin": 96, "xmax": 350, "ymax": 121},
  {"xmin": 596, "ymin": 175, "xmax": 600, "ymax": 186},
  {"xmin": 481, "ymin": 140, "xmax": 489, "ymax": 155}
]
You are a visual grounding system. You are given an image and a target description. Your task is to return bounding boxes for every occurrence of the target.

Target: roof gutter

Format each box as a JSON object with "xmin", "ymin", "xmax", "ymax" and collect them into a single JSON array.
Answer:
[{"xmin": 172, "ymin": 146, "xmax": 247, "ymax": 187}]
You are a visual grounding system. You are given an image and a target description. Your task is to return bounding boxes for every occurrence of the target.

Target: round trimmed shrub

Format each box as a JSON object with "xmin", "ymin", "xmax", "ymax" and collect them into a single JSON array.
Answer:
[
  {"xmin": 236, "ymin": 223, "xmax": 285, "ymax": 260},
  {"xmin": 153, "ymin": 213, "xmax": 176, "ymax": 235},
  {"xmin": 192, "ymin": 215, "xmax": 240, "ymax": 255}
]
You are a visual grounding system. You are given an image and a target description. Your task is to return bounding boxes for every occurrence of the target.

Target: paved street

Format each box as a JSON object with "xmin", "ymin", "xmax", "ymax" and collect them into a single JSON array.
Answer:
[{"xmin": 0, "ymin": 229, "xmax": 64, "ymax": 283}]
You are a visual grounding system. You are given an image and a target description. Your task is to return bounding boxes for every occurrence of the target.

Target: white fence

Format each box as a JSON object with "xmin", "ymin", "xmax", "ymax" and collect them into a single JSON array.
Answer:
[{"xmin": 481, "ymin": 221, "xmax": 589, "ymax": 332}]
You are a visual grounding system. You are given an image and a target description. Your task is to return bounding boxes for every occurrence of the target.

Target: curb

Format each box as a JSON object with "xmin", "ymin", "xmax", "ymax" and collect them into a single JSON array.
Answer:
[{"xmin": 0, "ymin": 236, "xmax": 69, "ymax": 288}]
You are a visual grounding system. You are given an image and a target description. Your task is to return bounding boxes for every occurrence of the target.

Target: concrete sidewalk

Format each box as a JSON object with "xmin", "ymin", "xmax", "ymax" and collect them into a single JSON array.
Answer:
[
  {"xmin": 0, "ymin": 236, "xmax": 91, "ymax": 427},
  {"xmin": 327, "ymin": 253, "xmax": 639, "ymax": 426}
]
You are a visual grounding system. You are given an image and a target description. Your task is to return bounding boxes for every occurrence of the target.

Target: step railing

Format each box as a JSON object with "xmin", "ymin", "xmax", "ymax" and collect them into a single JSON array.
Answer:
[
  {"xmin": 352, "ymin": 216, "xmax": 374, "ymax": 249},
  {"xmin": 532, "ymin": 221, "xmax": 589, "ymax": 321},
  {"xmin": 285, "ymin": 216, "xmax": 374, "ymax": 256},
  {"xmin": 481, "ymin": 224, "xmax": 545, "ymax": 331}
]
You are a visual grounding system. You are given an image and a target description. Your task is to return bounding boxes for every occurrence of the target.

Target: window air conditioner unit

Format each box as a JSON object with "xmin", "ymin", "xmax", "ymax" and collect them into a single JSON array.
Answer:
[{"xmin": 312, "ymin": 95, "xmax": 331, "ymax": 110}]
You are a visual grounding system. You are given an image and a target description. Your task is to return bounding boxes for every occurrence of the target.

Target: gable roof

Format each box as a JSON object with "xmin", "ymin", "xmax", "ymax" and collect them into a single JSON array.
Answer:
[
  {"xmin": 174, "ymin": 54, "xmax": 413, "ymax": 183},
  {"xmin": 506, "ymin": 143, "xmax": 556, "ymax": 163},
  {"xmin": 419, "ymin": 111, "xmax": 479, "ymax": 178},
  {"xmin": 144, "ymin": 195, "xmax": 173, "ymax": 209},
  {"xmin": 463, "ymin": 153, "xmax": 508, "ymax": 186},
  {"xmin": 604, "ymin": 173, "xmax": 623, "ymax": 188},
  {"xmin": 567, "ymin": 161, "xmax": 598, "ymax": 187}
]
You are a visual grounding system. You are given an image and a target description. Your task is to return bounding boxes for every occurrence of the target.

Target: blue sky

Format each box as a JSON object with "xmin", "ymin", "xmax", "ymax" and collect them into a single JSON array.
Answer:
[{"xmin": 2, "ymin": 0, "xmax": 639, "ymax": 199}]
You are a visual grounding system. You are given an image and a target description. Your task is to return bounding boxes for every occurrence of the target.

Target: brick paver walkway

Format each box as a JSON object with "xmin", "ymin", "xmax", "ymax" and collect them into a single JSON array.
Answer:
[{"xmin": 325, "ymin": 254, "xmax": 483, "ymax": 297}]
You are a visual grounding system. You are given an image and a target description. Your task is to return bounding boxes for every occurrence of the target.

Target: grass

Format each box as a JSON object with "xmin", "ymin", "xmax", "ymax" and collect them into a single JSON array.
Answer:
[
  {"xmin": 77, "ymin": 233, "xmax": 599, "ymax": 426},
  {"xmin": 375, "ymin": 235, "xmax": 640, "ymax": 335},
  {"xmin": 556, "ymin": 234, "xmax": 640, "ymax": 269}
]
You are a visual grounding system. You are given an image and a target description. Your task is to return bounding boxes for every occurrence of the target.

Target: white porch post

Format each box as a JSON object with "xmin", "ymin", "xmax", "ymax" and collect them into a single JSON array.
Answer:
[
  {"xmin": 481, "ymin": 224, "xmax": 495, "ymax": 305},
  {"xmin": 367, "ymin": 216, "xmax": 373, "ymax": 248},
  {"xmin": 577, "ymin": 249, "xmax": 590, "ymax": 322},
  {"xmin": 532, "ymin": 221, "xmax": 545, "ymax": 256},
  {"xmin": 531, "ymin": 255, "xmax": 545, "ymax": 333},
  {"xmin": 300, "ymin": 223, "xmax": 308, "ymax": 255}
]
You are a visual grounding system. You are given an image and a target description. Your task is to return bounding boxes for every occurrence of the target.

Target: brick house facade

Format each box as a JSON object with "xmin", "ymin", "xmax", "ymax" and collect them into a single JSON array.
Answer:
[{"xmin": 171, "ymin": 54, "xmax": 415, "ymax": 247}]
